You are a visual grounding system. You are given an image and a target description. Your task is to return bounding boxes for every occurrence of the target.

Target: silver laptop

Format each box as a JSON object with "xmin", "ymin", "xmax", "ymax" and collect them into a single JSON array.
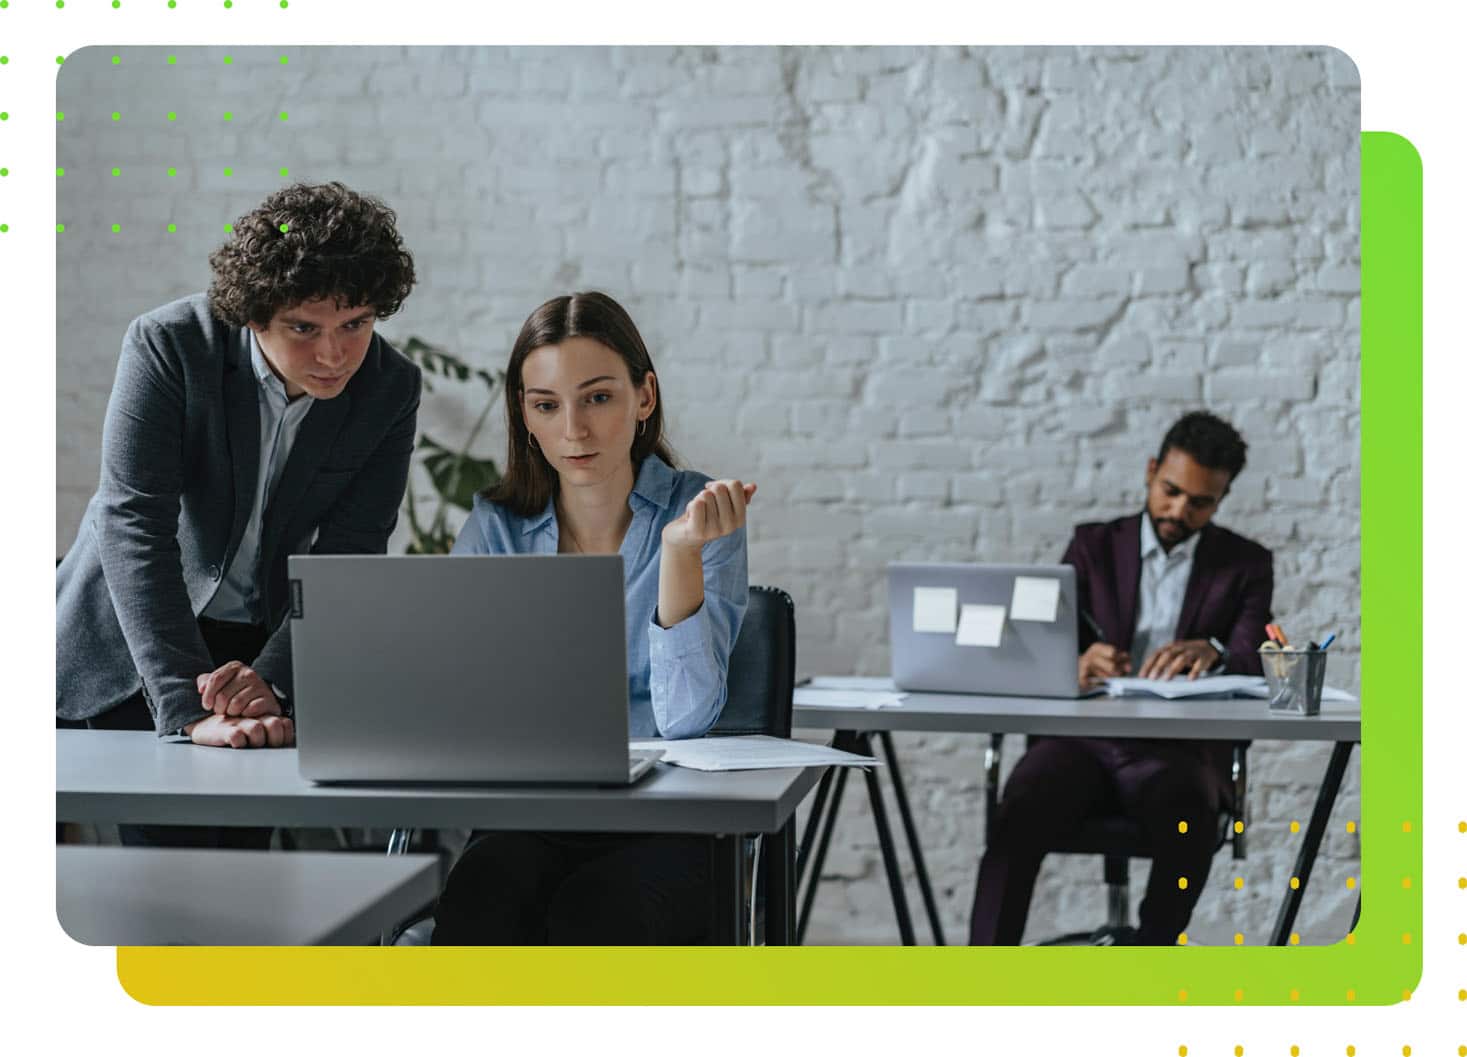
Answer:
[
  {"xmin": 288, "ymin": 554, "xmax": 662, "ymax": 784},
  {"xmin": 888, "ymin": 562, "xmax": 1082, "ymax": 698}
]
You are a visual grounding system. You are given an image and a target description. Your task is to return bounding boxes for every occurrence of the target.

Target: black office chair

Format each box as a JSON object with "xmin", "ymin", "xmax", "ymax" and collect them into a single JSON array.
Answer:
[
  {"xmin": 389, "ymin": 585, "xmax": 797, "ymax": 946},
  {"xmin": 983, "ymin": 733, "xmax": 1250, "ymax": 945},
  {"xmin": 707, "ymin": 585, "xmax": 797, "ymax": 945}
]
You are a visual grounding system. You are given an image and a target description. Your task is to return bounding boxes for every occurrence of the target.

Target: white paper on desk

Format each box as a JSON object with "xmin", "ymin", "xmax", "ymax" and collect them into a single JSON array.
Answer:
[
  {"xmin": 1010, "ymin": 576, "xmax": 1061, "ymax": 622},
  {"xmin": 913, "ymin": 586, "xmax": 959, "ymax": 633},
  {"xmin": 793, "ymin": 687, "xmax": 906, "ymax": 710},
  {"xmin": 808, "ymin": 675, "xmax": 899, "ymax": 692},
  {"xmin": 1236, "ymin": 683, "xmax": 1358, "ymax": 704},
  {"xmin": 629, "ymin": 735, "xmax": 879, "ymax": 772},
  {"xmin": 1104, "ymin": 675, "xmax": 1266, "ymax": 699},
  {"xmin": 955, "ymin": 603, "xmax": 1005, "ymax": 647}
]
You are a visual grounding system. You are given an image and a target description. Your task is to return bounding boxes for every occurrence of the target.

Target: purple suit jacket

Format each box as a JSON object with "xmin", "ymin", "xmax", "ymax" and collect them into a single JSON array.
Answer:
[
  {"xmin": 1061, "ymin": 512, "xmax": 1274, "ymax": 792},
  {"xmin": 1063, "ymin": 512, "xmax": 1274, "ymax": 676}
]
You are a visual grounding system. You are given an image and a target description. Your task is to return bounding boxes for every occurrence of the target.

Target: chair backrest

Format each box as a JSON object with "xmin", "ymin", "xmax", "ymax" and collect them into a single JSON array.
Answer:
[{"xmin": 711, "ymin": 585, "xmax": 796, "ymax": 738}]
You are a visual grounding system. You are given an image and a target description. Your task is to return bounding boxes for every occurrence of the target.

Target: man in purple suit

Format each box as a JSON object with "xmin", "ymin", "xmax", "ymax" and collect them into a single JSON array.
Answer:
[{"xmin": 969, "ymin": 411, "xmax": 1273, "ymax": 946}]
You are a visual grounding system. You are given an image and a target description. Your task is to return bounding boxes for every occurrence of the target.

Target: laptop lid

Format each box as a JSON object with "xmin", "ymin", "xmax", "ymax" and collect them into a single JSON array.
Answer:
[
  {"xmin": 888, "ymin": 561, "xmax": 1081, "ymax": 698},
  {"xmin": 289, "ymin": 554, "xmax": 631, "ymax": 784}
]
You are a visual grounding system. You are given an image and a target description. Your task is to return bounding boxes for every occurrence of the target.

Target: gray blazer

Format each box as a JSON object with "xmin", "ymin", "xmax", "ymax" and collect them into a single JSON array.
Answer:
[{"xmin": 56, "ymin": 294, "xmax": 422, "ymax": 735}]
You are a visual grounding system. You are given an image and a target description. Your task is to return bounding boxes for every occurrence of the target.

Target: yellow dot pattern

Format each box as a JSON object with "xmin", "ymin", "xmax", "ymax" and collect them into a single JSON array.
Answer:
[
  {"xmin": 1233, "ymin": 876, "xmax": 1245, "ymax": 890},
  {"xmin": 1347, "ymin": 820, "xmax": 1357, "ymax": 833},
  {"xmin": 1234, "ymin": 932, "xmax": 1244, "ymax": 945},
  {"xmin": 1177, "ymin": 876, "xmax": 1188, "ymax": 890},
  {"xmin": 1346, "ymin": 876, "xmax": 1356, "ymax": 889},
  {"xmin": 1177, "ymin": 820, "xmax": 1188, "ymax": 834},
  {"xmin": 1177, "ymin": 932, "xmax": 1187, "ymax": 945},
  {"xmin": 1290, "ymin": 820, "xmax": 1300, "ymax": 833},
  {"xmin": 1290, "ymin": 876, "xmax": 1300, "ymax": 889},
  {"xmin": 1289, "ymin": 989, "xmax": 1300, "ymax": 1002},
  {"xmin": 1346, "ymin": 1048, "xmax": 1356, "ymax": 1057},
  {"xmin": 1290, "ymin": 1048, "xmax": 1299, "ymax": 1057},
  {"xmin": 1290, "ymin": 932, "xmax": 1300, "ymax": 945}
]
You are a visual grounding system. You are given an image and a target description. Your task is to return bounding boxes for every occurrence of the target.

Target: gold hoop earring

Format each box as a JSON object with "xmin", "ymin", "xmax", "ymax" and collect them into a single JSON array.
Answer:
[
  {"xmin": 527, "ymin": 433, "xmax": 539, "ymax": 451},
  {"xmin": 638, "ymin": 418, "xmax": 647, "ymax": 437}
]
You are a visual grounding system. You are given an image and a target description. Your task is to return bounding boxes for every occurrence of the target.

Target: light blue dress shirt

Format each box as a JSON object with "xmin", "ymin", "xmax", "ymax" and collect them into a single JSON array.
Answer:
[
  {"xmin": 450, "ymin": 454, "xmax": 748, "ymax": 739},
  {"xmin": 202, "ymin": 331, "xmax": 315, "ymax": 623}
]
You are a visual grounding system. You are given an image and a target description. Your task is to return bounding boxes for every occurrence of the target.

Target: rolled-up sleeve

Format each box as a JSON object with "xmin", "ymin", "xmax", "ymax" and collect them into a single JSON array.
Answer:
[{"xmin": 647, "ymin": 525, "xmax": 748, "ymax": 739}]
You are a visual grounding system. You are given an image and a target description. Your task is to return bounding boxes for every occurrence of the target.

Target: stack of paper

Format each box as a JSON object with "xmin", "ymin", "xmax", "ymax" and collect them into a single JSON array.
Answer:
[
  {"xmin": 1103, "ymin": 675, "xmax": 1267, "ymax": 699},
  {"xmin": 794, "ymin": 686, "xmax": 906, "ymax": 710},
  {"xmin": 629, "ymin": 735, "xmax": 880, "ymax": 772}
]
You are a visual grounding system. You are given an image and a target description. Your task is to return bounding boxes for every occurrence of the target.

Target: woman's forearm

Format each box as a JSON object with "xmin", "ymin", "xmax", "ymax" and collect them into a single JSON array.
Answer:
[{"xmin": 656, "ymin": 540, "xmax": 705, "ymax": 627}]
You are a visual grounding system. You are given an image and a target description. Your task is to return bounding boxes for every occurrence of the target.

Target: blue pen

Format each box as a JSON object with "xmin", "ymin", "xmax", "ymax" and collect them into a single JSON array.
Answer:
[{"xmin": 1319, "ymin": 633, "xmax": 1337, "ymax": 651}]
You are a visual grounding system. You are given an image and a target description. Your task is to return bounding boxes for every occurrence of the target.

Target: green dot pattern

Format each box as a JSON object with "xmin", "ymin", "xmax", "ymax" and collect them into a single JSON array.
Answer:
[
  {"xmin": 112, "ymin": 57, "xmax": 121, "ymax": 65},
  {"xmin": 167, "ymin": 167, "xmax": 177, "ymax": 176},
  {"xmin": 224, "ymin": 224, "xmax": 233, "ymax": 233},
  {"xmin": 223, "ymin": 167, "xmax": 233, "ymax": 176},
  {"xmin": 167, "ymin": 223, "xmax": 177, "ymax": 233},
  {"xmin": 225, "ymin": 0, "xmax": 233, "ymax": 7},
  {"xmin": 167, "ymin": 111, "xmax": 177, "ymax": 121},
  {"xmin": 0, "ymin": 114, "xmax": 8, "ymax": 122},
  {"xmin": 113, "ymin": 1, "xmax": 120, "ymax": 8},
  {"xmin": 57, "ymin": 224, "xmax": 65, "ymax": 233},
  {"xmin": 0, "ymin": 168, "xmax": 7, "ymax": 176},
  {"xmin": 279, "ymin": 111, "xmax": 288, "ymax": 121},
  {"xmin": 0, "ymin": 225, "xmax": 8, "ymax": 233},
  {"xmin": 56, "ymin": 167, "xmax": 65, "ymax": 177},
  {"xmin": 112, "ymin": 112, "xmax": 121, "ymax": 121},
  {"xmin": 111, "ymin": 224, "xmax": 121, "ymax": 234},
  {"xmin": 279, "ymin": 223, "xmax": 290, "ymax": 233},
  {"xmin": 111, "ymin": 167, "xmax": 120, "ymax": 176},
  {"xmin": 0, "ymin": 57, "xmax": 8, "ymax": 66},
  {"xmin": 167, "ymin": 56, "xmax": 176, "ymax": 66},
  {"xmin": 223, "ymin": 112, "xmax": 233, "ymax": 122},
  {"xmin": 224, "ymin": 56, "xmax": 233, "ymax": 65},
  {"xmin": 279, "ymin": 167, "xmax": 289, "ymax": 177},
  {"xmin": 280, "ymin": 56, "xmax": 288, "ymax": 65},
  {"xmin": 57, "ymin": 112, "xmax": 65, "ymax": 122}
]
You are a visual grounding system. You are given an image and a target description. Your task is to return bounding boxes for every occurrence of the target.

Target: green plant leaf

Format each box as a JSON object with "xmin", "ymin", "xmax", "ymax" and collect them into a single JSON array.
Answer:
[{"xmin": 420, "ymin": 434, "xmax": 500, "ymax": 512}]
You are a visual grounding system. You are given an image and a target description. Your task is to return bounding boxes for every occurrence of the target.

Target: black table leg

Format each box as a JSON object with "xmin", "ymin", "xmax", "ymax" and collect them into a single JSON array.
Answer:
[
  {"xmin": 711, "ymin": 834, "xmax": 746, "ymax": 945},
  {"xmin": 797, "ymin": 763, "xmax": 850, "ymax": 945},
  {"xmin": 859, "ymin": 732, "xmax": 917, "ymax": 946},
  {"xmin": 766, "ymin": 820, "xmax": 797, "ymax": 945},
  {"xmin": 878, "ymin": 730, "xmax": 946, "ymax": 946},
  {"xmin": 1270, "ymin": 741, "xmax": 1356, "ymax": 946},
  {"xmin": 796, "ymin": 765, "xmax": 838, "ymax": 887}
]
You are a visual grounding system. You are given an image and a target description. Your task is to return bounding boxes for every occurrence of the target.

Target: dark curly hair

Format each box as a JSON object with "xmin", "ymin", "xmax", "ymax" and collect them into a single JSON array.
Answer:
[
  {"xmin": 1157, "ymin": 410, "xmax": 1249, "ymax": 480},
  {"xmin": 206, "ymin": 181, "xmax": 416, "ymax": 327}
]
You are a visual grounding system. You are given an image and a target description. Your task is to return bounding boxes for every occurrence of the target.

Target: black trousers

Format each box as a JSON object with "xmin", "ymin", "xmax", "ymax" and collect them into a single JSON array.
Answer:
[
  {"xmin": 431, "ymin": 831, "xmax": 714, "ymax": 945},
  {"xmin": 969, "ymin": 737, "xmax": 1227, "ymax": 946},
  {"xmin": 83, "ymin": 618, "xmax": 274, "ymax": 850}
]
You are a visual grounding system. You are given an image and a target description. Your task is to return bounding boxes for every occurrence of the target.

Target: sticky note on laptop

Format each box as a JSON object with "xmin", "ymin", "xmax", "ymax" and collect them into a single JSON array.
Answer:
[
  {"xmin": 912, "ymin": 587, "xmax": 958, "ymax": 633},
  {"xmin": 1010, "ymin": 576, "xmax": 1061, "ymax": 622},
  {"xmin": 955, "ymin": 604, "xmax": 1005, "ymax": 647}
]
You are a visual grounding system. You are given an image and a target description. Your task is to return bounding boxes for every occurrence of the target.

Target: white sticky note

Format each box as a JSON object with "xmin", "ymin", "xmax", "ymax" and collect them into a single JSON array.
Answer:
[
  {"xmin": 912, "ymin": 587, "xmax": 959, "ymax": 633},
  {"xmin": 955, "ymin": 604, "xmax": 1006, "ymax": 647},
  {"xmin": 1010, "ymin": 576, "xmax": 1062, "ymax": 622}
]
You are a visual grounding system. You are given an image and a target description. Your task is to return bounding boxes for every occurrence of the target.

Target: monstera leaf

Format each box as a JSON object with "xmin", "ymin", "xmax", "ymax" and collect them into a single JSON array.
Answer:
[
  {"xmin": 420, "ymin": 434, "xmax": 500, "ymax": 512},
  {"xmin": 397, "ymin": 337, "xmax": 506, "ymax": 553}
]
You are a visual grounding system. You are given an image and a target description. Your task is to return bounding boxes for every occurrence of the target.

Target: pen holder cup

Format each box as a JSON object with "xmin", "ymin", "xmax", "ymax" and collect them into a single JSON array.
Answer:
[{"xmin": 1259, "ymin": 648, "xmax": 1327, "ymax": 716}]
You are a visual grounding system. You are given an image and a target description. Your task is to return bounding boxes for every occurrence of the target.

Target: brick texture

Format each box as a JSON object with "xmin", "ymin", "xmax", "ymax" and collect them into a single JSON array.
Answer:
[{"xmin": 55, "ymin": 46, "xmax": 1360, "ymax": 946}]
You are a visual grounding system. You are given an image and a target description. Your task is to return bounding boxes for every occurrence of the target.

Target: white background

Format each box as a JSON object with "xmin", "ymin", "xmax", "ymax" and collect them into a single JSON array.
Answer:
[{"xmin": 9, "ymin": 1, "xmax": 1459, "ymax": 1053}]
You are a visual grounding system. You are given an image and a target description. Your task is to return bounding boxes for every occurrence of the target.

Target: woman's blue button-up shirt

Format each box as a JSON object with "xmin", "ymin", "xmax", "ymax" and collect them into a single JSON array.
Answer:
[{"xmin": 450, "ymin": 454, "xmax": 749, "ymax": 739}]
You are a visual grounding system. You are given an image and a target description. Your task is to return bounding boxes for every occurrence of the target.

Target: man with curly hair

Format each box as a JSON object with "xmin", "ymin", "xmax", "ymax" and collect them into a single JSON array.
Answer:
[{"xmin": 58, "ymin": 183, "xmax": 421, "ymax": 799}]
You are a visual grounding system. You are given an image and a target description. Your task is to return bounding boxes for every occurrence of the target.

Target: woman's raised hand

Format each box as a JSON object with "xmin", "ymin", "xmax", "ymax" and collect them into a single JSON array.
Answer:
[{"xmin": 661, "ymin": 479, "xmax": 756, "ymax": 551}]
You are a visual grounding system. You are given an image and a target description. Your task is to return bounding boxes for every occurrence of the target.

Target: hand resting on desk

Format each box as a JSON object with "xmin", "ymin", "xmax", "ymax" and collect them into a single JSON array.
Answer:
[
  {"xmin": 1136, "ymin": 638, "xmax": 1221, "ymax": 681},
  {"xmin": 185, "ymin": 660, "xmax": 295, "ymax": 748},
  {"xmin": 1079, "ymin": 642, "xmax": 1131, "ymax": 690},
  {"xmin": 183, "ymin": 712, "xmax": 295, "ymax": 748}
]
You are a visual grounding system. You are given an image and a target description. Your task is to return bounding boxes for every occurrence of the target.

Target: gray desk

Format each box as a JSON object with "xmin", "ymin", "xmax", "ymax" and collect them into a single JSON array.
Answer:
[
  {"xmin": 57, "ymin": 731, "xmax": 824, "ymax": 944},
  {"xmin": 58, "ymin": 846, "xmax": 439, "ymax": 946},
  {"xmin": 793, "ymin": 684, "xmax": 1361, "ymax": 947}
]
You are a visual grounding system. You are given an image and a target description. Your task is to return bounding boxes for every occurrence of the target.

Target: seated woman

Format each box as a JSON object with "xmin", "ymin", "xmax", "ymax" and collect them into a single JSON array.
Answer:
[{"xmin": 431, "ymin": 290, "xmax": 755, "ymax": 945}]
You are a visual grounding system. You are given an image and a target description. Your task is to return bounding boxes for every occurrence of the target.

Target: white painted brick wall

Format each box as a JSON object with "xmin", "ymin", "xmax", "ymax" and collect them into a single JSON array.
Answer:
[{"xmin": 55, "ymin": 45, "xmax": 1360, "ymax": 947}]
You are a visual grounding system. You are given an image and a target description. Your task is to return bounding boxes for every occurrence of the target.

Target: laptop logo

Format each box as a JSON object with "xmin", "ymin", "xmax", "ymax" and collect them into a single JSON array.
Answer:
[{"xmin": 289, "ymin": 578, "xmax": 304, "ymax": 619}]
